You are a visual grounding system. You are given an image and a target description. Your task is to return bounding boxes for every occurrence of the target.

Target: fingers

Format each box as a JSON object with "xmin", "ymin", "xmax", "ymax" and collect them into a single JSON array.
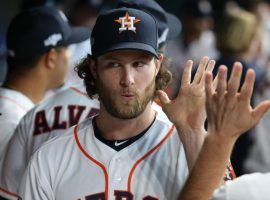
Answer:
[
  {"xmin": 181, "ymin": 57, "xmax": 216, "ymax": 88},
  {"xmin": 239, "ymin": 69, "xmax": 255, "ymax": 103},
  {"xmin": 193, "ymin": 56, "xmax": 209, "ymax": 84},
  {"xmin": 181, "ymin": 60, "xmax": 193, "ymax": 87},
  {"xmin": 156, "ymin": 90, "xmax": 171, "ymax": 106},
  {"xmin": 213, "ymin": 73, "xmax": 218, "ymax": 91},
  {"xmin": 205, "ymin": 72, "xmax": 216, "ymax": 126},
  {"xmin": 227, "ymin": 62, "xmax": 243, "ymax": 97},
  {"xmin": 205, "ymin": 72, "xmax": 213, "ymax": 101},
  {"xmin": 199, "ymin": 59, "xmax": 216, "ymax": 86},
  {"xmin": 216, "ymin": 66, "xmax": 228, "ymax": 97},
  {"xmin": 205, "ymin": 60, "xmax": 216, "ymax": 73},
  {"xmin": 253, "ymin": 100, "xmax": 270, "ymax": 122}
]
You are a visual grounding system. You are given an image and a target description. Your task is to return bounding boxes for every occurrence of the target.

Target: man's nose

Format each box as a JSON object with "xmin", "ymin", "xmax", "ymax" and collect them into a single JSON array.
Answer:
[{"xmin": 120, "ymin": 67, "xmax": 135, "ymax": 87}]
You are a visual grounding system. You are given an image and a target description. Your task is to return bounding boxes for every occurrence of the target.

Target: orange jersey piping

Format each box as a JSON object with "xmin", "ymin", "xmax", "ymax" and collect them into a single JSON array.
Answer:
[
  {"xmin": 73, "ymin": 125, "xmax": 109, "ymax": 200},
  {"xmin": 127, "ymin": 125, "xmax": 175, "ymax": 191}
]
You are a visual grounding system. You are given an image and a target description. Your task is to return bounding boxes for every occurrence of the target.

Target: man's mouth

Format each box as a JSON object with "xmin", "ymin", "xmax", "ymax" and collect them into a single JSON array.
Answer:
[
  {"xmin": 122, "ymin": 94, "xmax": 134, "ymax": 97},
  {"xmin": 121, "ymin": 93, "xmax": 135, "ymax": 100}
]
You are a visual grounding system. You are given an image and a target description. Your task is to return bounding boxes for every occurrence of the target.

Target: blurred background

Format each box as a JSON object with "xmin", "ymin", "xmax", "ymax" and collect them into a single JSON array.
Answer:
[{"xmin": 2, "ymin": 0, "xmax": 270, "ymax": 177}]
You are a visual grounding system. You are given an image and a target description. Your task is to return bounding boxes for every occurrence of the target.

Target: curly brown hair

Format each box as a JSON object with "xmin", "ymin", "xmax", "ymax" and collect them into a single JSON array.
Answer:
[{"xmin": 75, "ymin": 54, "xmax": 172, "ymax": 99}]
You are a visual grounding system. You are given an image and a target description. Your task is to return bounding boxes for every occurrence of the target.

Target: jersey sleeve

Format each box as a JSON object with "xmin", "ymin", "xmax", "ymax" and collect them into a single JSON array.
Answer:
[
  {"xmin": 1, "ymin": 111, "xmax": 33, "ymax": 194},
  {"xmin": 18, "ymin": 154, "xmax": 54, "ymax": 200}
]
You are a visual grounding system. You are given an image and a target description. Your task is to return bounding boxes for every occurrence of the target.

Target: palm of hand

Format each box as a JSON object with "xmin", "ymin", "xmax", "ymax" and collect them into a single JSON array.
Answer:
[
  {"xmin": 206, "ymin": 63, "xmax": 270, "ymax": 139},
  {"xmin": 207, "ymin": 95, "xmax": 254, "ymax": 138},
  {"xmin": 166, "ymin": 84, "xmax": 206, "ymax": 130},
  {"xmin": 158, "ymin": 57, "xmax": 216, "ymax": 130}
]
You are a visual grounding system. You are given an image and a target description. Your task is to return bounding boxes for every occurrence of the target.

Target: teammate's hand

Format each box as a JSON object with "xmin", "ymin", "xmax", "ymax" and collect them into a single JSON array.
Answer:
[
  {"xmin": 157, "ymin": 56, "xmax": 215, "ymax": 131},
  {"xmin": 205, "ymin": 62, "xmax": 270, "ymax": 140}
]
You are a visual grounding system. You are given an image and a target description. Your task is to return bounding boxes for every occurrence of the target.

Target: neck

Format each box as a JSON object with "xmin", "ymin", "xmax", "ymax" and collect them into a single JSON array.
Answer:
[
  {"xmin": 3, "ymin": 72, "xmax": 48, "ymax": 104},
  {"xmin": 96, "ymin": 102, "xmax": 156, "ymax": 140}
]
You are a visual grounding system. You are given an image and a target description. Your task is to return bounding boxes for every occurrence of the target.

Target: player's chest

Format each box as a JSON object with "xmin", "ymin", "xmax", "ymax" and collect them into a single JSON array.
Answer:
[{"xmin": 54, "ymin": 147, "xmax": 186, "ymax": 200}]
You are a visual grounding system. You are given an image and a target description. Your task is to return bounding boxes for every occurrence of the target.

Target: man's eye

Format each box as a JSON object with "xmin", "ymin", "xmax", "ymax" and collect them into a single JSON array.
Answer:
[
  {"xmin": 133, "ymin": 61, "xmax": 144, "ymax": 67},
  {"xmin": 108, "ymin": 62, "xmax": 120, "ymax": 68}
]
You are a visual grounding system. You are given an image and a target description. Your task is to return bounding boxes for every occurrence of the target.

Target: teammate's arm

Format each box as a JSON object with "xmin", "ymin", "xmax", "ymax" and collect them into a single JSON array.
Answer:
[
  {"xmin": 178, "ymin": 63, "xmax": 270, "ymax": 200},
  {"xmin": 157, "ymin": 56, "xmax": 216, "ymax": 170}
]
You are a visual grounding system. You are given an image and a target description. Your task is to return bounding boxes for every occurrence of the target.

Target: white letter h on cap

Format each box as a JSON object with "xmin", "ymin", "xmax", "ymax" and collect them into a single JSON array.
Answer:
[
  {"xmin": 119, "ymin": 16, "xmax": 136, "ymax": 32},
  {"xmin": 115, "ymin": 12, "xmax": 140, "ymax": 33}
]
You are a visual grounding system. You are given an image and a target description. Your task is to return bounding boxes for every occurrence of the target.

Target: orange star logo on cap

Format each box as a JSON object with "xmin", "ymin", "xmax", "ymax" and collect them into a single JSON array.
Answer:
[{"xmin": 114, "ymin": 12, "xmax": 140, "ymax": 33}]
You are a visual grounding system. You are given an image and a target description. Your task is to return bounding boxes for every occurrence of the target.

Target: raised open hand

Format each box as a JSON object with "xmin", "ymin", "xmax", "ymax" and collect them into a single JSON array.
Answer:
[
  {"xmin": 157, "ymin": 56, "xmax": 216, "ymax": 131},
  {"xmin": 205, "ymin": 62, "xmax": 270, "ymax": 139},
  {"xmin": 157, "ymin": 56, "xmax": 217, "ymax": 169}
]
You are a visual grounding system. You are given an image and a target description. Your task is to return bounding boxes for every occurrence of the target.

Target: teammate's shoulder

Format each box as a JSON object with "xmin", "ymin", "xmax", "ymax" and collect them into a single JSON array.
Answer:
[
  {"xmin": 0, "ymin": 87, "xmax": 34, "ymax": 110},
  {"xmin": 0, "ymin": 103, "xmax": 31, "ymax": 125}
]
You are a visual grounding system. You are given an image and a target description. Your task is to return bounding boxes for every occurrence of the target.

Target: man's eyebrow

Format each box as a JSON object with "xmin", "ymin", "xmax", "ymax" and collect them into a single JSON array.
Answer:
[
  {"xmin": 133, "ymin": 54, "xmax": 153, "ymax": 61},
  {"xmin": 100, "ymin": 55, "xmax": 122, "ymax": 61},
  {"xmin": 99, "ymin": 53, "xmax": 153, "ymax": 62}
]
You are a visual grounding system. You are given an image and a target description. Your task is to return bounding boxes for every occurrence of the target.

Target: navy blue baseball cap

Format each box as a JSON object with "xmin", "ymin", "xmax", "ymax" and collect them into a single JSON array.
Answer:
[
  {"xmin": 7, "ymin": 6, "xmax": 90, "ymax": 59},
  {"xmin": 91, "ymin": 8, "xmax": 158, "ymax": 58},
  {"xmin": 117, "ymin": 0, "xmax": 181, "ymax": 45}
]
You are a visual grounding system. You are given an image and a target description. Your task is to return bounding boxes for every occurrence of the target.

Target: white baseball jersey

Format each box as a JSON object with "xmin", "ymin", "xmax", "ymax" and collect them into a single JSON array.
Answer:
[
  {"xmin": 0, "ymin": 88, "xmax": 34, "ymax": 167},
  {"xmin": 212, "ymin": 173, "xmax": 270, "ymax": 200},
  {"xmin": 0, "ymin": 84, "xmax": 99, "ymax": 196},
  {"xmin": 18, "ymin": 110, "xmax": 189, "ymax": 200}
]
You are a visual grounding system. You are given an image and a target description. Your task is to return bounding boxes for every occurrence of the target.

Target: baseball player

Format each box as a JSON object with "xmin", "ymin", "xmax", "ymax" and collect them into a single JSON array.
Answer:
[
  {"xmin": 0, "ymin": 6, "xmax": 89, "ymax": 164},
  {"xmin": 18, "ymin": 7, "xmax": 216, "ymax": 199},
  {"xmin": 0, "ymin": 84, "xmax": 99, "ymax": 195},
  {"xmin": 178, "ymin": 63, "xmax": 270, "ymax": 200},
  {"xmin": 1, "ymin": 0, "xmax": 185, "ymax": 196},
  {"xmin": 0, "ymin": 85, "xmax": 168, "ymax": 197},
  {"xmin": 0, "ymin": 5, "xmax": 90, "ymax": 199}
]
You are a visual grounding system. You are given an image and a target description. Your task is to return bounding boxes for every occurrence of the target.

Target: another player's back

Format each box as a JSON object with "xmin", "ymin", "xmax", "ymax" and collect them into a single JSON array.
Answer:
[
  {"xmin": 29, "ymin": 86, "xmax": 99, "ymax": 152},
  {"xmin": 0, "ymin": 84, "xmax": 100, "ymax": 195}
]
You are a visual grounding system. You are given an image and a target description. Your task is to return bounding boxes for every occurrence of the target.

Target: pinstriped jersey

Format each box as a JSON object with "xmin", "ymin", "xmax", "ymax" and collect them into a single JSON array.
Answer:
[
  {"xmin": 0, "ymin": 84, "xmax": 99, "ymax": 196},
  {"xmin": 18, "ymin": 111, "xmax": 189, "ymax": 200}
]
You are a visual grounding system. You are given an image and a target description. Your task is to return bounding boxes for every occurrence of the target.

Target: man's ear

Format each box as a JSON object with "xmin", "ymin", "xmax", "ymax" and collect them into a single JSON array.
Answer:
[
  {"xmin": 89, "ymin": 58, "xmax": 97, "ymax": 79},
  {"xmin": 155, "ymin": 53, "xmax": 164, "ymax": 76},
  {"xmin": 45, "ymin": 48, "xmax": 58, "ymax": 69}
]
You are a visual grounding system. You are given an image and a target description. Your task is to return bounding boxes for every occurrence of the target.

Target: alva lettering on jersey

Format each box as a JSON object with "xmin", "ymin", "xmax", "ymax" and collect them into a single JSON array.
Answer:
[
  {"xmin": 33, "ymin": 105, "xmax": 99, "ymax": 136},
  {"xmin": 83, "ymin": 191, "xmax": 158, "ymax": 200}
]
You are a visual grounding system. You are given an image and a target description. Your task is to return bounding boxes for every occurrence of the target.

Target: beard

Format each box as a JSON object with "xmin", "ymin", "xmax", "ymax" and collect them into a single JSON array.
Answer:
[{"xmin": 96, "ymin": 76, "xmax": 156, "ymax": 119}]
